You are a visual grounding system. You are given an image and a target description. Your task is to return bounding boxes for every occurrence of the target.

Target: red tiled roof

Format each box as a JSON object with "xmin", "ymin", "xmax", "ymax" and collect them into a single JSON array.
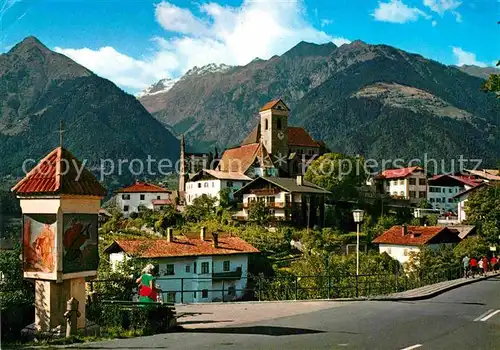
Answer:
[
  {"xmin": 241, "ymin": 124, "xmax": 261, "ymax": 146},
  {"xmin": 11, "ymin": 147, "xmax": 107, "ymax": 196},
  {"xmin": 429, "ymin": 174, "xmax": 480, "ymax": 188},
  {"xmin": 152, "ymin": 199, "xmax": 172, "ymax": 205},
  {"xmin": 218, "ymin": 143, "xmax": 272, "ymax": 173},
  {"xmin": 117, "ymin": 181, "xmax": 171, "ymax": 193},
  {"xmin": 372, "ymin": 225, "xmax": 460, "ymax": 246},
  {"xmin": 105, "ymin": 236, "xmax": 260, "ymax": 258},
  {"xmin": 375, "ymin": 166, "xmax": 424, "ymax": 180},
  {"xmin": 288, "ymin": 127, "xmax": 320, "ymax": 147}
]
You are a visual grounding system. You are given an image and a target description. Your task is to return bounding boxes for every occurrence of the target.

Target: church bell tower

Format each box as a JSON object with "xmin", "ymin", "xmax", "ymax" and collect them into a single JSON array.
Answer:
[{"xmin": 259, "ymin": 99, "xmax": 289, "ymax": 159}]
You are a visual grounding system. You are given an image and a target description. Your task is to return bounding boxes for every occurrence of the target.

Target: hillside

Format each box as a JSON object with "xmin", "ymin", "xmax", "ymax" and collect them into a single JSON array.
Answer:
[
  {"xmin": 139, "ymin": 40, "xmax": 500, "ymax": 166},
  {"xmin": 0, "ymin": 37, "xmax": 180, "ymax": 188},
  {"xmin": 456, "ymin": 65, "xmax": 499, "ymax": 80}
]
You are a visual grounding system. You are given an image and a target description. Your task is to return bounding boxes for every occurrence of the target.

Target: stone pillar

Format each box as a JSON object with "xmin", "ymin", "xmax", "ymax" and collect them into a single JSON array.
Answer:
[{"xmin": 34, "ymin": 278, "xmax": 86, "ymax": 332}]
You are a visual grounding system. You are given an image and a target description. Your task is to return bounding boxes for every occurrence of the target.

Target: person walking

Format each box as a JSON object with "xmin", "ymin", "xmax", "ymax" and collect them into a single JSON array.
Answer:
[
  {"xmin": 491, "ymin": 255, "xmax": 498, "ymax": 272},
  {"xmin": 482, "ymin": 256, "xmax": 489, "ymax": 275},
  {"xmin": 478, "ymin": 258, "xmax": 484, "ymax": 276},
  {"xmin": 462, "ymin": 255, "xmax": 470, "ymax": 278},
  {"xmin": 470, "ymin": 257, "xmax": 478, "ymax": 278}
]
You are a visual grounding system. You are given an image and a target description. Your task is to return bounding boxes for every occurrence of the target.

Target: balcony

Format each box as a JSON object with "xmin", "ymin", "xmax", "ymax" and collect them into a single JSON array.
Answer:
[
  {"xmin": 212, "ymin": 267, "xmax": 242, "ymax": 280},
  {"xmin": 249, "ymin": 188, "xmax": 281, "ymax": 195},
  {"xmin": 266, "ymin": 202, "xmax": 292, "ymax": 208}
]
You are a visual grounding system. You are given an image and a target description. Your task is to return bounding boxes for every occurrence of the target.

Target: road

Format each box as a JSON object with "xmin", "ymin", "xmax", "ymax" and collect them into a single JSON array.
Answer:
[{"xmin": 76, "ymin": 276, "xmax": 500, "ymax": 350}]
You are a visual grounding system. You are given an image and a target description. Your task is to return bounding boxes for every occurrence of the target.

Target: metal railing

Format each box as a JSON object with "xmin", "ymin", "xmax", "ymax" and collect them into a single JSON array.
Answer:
[{"xmin": 87, "ymin": 267, "xmax": 463, "ymax": 304}]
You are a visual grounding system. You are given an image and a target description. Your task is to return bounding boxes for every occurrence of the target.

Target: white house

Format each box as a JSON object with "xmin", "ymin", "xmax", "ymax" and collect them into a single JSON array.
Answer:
[
  {"xmin": 114, "ymin": 181, "xmax": 172, "ymax": 216},
  {"xmin": 185, "ymin": 169, "xmax": 251, "ymax": 206},
  {"xmin": 104, "ymin": 228, "xmax": 260, "ymax": 303},
  {"xmin": 233, "ymin": 176, "xmax": 330, "ymax": 227},
  {"xmin": 372, "ymin": 225, "xmax": 461, "ymax": 265},
  {"xmin": 374, "ymin": 166, "xmax": 428, "ymax": 205},
  {"xmin": 427, "ymin": 174, "xmax": 478, "ymax": 213}
]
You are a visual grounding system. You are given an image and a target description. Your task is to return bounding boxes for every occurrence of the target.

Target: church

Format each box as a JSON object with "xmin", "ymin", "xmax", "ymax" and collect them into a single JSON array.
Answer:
[{"xmin": 179, "ymin": 99, "xmax": 328, "ymax": 201}]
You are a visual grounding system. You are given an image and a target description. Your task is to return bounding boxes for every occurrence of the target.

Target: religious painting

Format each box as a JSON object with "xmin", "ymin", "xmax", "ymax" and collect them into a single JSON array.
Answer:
[
  {"xmin": 23, "ymin": 214, "xmax": 57, "ymax": 273},
  {"xmin": 62, "ymin": 214, "xmax": 99, "ymax": 274}
]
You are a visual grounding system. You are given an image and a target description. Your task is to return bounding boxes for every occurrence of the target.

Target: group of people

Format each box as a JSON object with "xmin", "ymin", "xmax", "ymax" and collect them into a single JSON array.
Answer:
[{"xmin": 462, "ymin": 255, "xmax": 498, "ymax": 278}]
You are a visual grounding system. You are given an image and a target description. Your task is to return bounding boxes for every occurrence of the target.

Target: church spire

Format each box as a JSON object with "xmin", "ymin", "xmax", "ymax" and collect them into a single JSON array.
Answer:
[{"xmin": 178, "ymin": 134, "xmax": 186, "ymax": 193}]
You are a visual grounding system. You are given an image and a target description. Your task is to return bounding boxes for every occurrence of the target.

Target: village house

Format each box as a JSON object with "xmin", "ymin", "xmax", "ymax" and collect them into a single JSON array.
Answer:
[
  {"xmin": 104, "ymin": 228, "xmax": 259, "ymax": 303},
  {"xmin": 461, "ymin": 169, "xmax": 500, "ymax": 182},
  {"xmin": 427, "ymin": 174, "xmax": 479, "ymax": 213},
  {"xmin": 452, "ymin": 182, "xmax": 489, "ymax": 223},
  {"xmin": 185, "ymin": 169, "xmax": 251, "ymax": 205},
  {"xmin": 114, "ymin": 181, "xmax": 172, "ymax": 216},
  {"xmin": 374, "ymin": 166, "xmax": 428, "ymax": 205},
  {"xmin": 372, "ymin": 225, "xmax": 462, "ymax": 265},
  {"xmin": 233, "ymin": 175, "xmax": 330, "ymax": 227}
]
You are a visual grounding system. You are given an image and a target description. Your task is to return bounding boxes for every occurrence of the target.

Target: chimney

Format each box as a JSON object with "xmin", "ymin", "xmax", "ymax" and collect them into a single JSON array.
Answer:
[
  {"xmin": 401, "ymin": 224, "xmax": 408, "ymax": 236},
  {"xmin": 296, "ymin": 175, "xmax": 303, "ymax": 186},
  {"xmin": 166, "ymin": 227, "xmax": 174, "ymax": 242},
  {"xmin": 212, "ymin": 232, "xmax": 219, "ymax": 248},
  {"xmin": 200, "ymin": 226, "xmax": 206, "ymax": 241}
]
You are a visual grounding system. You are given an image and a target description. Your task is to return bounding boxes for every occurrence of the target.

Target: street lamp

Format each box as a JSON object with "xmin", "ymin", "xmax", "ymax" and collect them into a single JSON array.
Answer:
[{"xmin": 352, "ymin": 209, "xmax": 364, "ymax": 276}]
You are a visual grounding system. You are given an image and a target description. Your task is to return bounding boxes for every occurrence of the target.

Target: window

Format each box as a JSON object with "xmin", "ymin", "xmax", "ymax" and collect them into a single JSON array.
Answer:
[
  {"xmin": 123, "ymin": 205, "xmax": 129, "ymax": 212},
  {"xmin": 400, "ymin": 191, "xmax": 404, "ymax": 196},
  {"xmin": 157, "ymin": 195, "xmax": 161, "ymax": 200},
  {"xmin": 212, "ymin": 182, "xmax": 215, "ymax": 187},
  {"xmin": 193, "ymin": 262, "xmax": 197, "ymax": 274},
  {"xmin": 140, "ymin": 194, "xmax": 145, "ymax": 200},
  {"xmin": 437, "ymin": 198, "xmax": 442, "ymax": 203},
  {"xmin": 265, "ymin": 119, "xmax": 268, "ymax": 130},
  {"xmin": 449, "ymin": 188, "xmax": 453, "ymax": 193},
  {"xmin": 267, "ymin": 196, "xmax": 275, "ymax": 203},
  {"xmin": 430, "ymin": 198, "xmax": 435, "ymax": 203},
  {"xmin": 409, "ymin": 191, "xmax": 416, "ymax": 198},
  {"xmin": 165, "ymin": 264, "xmax": 174, "ymax": 275},
  {"xmin": 201, "ymin": 289, "xmax": 208, "ymax": 298},
  {"xmin": 442, "ymin": 197, "xmax": 446, "ymax": 203},
  {"xmin": 166, "ymin": 292, "xmax": 176, "ymax": 303},
  {"xmin": 419, "ymin": 191, "xmax": 426, "ymax": 198},
  {"xmin": 448, "ymin": 198, "xmax": 453, "ymax": 203},
  {"xmin": 277, "ymin": 118, "xmax": 282, "ymax": 130},
  {"xmin": 204, "ymin": 182, "xmax": 208, "ymax": 188},
  {"xmin": 227, "ymin": 181, "xmax": 233, "ymax": 188},
  {"xmin": 185, "ymin": 265, "xmax": 191, "ymax": 273},
  {"xmin": 399, "ymin": 179, "xmax": 404, "ymax": 185},
  {"xmin": 122, "ymin": 194, "xmax": 130, "ymax": 200},
  {"xmin": 198, "ymin": 183, "xmax": 201, "ymax": 188},
  {"xmin": 419, "ymin": 178, "xmax": 427, "ymax": 185},
  {"xmin": 223, "ymin": 261, "xmax": 230, "ymax": 272},
  {"xmin": 193, "ymin": 291, "xmax": 196, "ymax": 298},
  {"xmin": 228, "ymin": 286, "xmax": 236, "ymax": 296},
  {"xmin": 409, "ymin": 178, "xmax": 416, "ymax": 185},
  {"xmin": 201, "ymin": 262, "xmax": 209, "ymax": 274}
]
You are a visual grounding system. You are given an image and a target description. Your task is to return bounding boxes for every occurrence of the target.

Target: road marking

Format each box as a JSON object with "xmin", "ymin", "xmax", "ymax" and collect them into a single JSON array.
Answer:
[
  {"xmin": 474, "ymin": 309, "xmax": 494, "ymax": 322},
  {"xmin": 480, "ymin": 309, "xmax": 500, "ymax": 322},
  {"xmin": 400, "ymin": 344, "xmax": 422, "ymax": 350}
]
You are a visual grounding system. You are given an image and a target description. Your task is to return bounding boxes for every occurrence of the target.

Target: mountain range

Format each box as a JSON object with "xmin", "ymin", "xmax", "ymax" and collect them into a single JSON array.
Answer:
[
  {"xmin": 0, "ymin": 37, "xmax": 180, "ymax": 189},
  {"xmin": 139, "ymin": 40, "xmax": 500, "ymax": 167}
]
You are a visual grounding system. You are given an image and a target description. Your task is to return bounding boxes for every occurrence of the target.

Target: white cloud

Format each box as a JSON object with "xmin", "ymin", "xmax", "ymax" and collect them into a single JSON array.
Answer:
[
  {"xmin": 321, "ymin": 19, "xmax": 333, "ymax": 27},
  {"xmin": 452, "ymin": 47, "xmax": 486, "ymax": 67},
  {"xmin": 432, "ymin": 20, "xmax": 437, "ymax": 26},
  {"xmin": 332, "ymin": 37, "xmax": 351, "ymax": 46},
  {"xmin": 54, "ymin": 0, "xmax": 348, "ymax": 92},
  {"xmin": 423, "ymin": 0, "xmax": 461, "ymax": 14},
  {"xmin": 452, "ymin": 10, "xmax": 462, "ymax": 22},
  {"xmin": 372, "ymin": 0, "xmax": 429, "ymax": 24}
]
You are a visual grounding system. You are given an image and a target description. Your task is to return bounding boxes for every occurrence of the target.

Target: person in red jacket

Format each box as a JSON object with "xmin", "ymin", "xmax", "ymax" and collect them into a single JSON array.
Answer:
[
  {"xmin": 482, "ymin": 256, "xmax": 489, "ymax": 275},
  {"xmin": 491, "ymin": 256, "xmax": 498, "ymax": 272},
  {"xmin": 470, "ymin": 257, "xmax": 478, "ymax": 278}
]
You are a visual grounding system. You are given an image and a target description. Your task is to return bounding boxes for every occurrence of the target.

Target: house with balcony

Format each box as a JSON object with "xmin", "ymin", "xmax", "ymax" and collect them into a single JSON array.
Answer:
[
  {"xmin": 185, "ymin": 169, "xmax": 251, "ymax": 205},
  {"xmin": 374, "ymin": 166, "xmax": 428, "ymax": 205},
  {"xmin": 233, "ymin": 176, "xmax": 330, "ymax": 227},
  {"xmin": 372, "ymin": 225, "xmax": 461, "ymax": 265},
  {"xmin": 427, "ymin": 174, "xmax": 479, "ymax": 213},
  {"xmin": 104, "ymin": 227, "xmax": 260, "ymax": 303},
  {"xmin": 113, "ymin": 181, "xmax": 172, "ymax": 216}
]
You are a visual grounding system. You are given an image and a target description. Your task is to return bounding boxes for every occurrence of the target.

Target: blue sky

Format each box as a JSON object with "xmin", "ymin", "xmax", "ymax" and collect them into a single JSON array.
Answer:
[{"xmin": 1, "ymin": 0, "xmax": 498, "ymax": 93}]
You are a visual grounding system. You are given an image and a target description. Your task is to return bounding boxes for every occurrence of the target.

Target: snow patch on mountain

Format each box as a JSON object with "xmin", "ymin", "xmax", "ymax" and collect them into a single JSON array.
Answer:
[{"xmin": 136, "ymin": 78, "xmax": 177, "ymax": 98}]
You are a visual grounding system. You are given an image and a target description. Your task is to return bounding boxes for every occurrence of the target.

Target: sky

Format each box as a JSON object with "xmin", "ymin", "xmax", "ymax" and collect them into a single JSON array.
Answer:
[{"xmin": 1, "ymin": 0, "xmax": 498, "ymax": 94}]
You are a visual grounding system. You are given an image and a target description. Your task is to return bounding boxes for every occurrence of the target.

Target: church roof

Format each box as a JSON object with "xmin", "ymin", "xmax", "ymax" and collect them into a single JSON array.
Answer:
[
  {"xmin": 288, "ymin": 127, "xmax": 320, "ymax": 147},
  {"xmin": 218, "ymin": 143, "xmax": 273, "ymax": 174},
  {"xmin": 12, "ymin": 147, "xmax": 107, "ymax": 197},
  {"xmin": 241, "ymin": 124, "xmax": 261, "ymax": 146},
  {"xmin": 259, "ymin": 99, "xmax": 290, "ymax": 112}
]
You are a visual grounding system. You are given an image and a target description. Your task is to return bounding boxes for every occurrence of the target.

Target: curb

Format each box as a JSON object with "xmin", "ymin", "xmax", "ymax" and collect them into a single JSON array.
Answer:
[{"xmin": 368, "ymin": 272, "xmax": 500, "ymax": 302}]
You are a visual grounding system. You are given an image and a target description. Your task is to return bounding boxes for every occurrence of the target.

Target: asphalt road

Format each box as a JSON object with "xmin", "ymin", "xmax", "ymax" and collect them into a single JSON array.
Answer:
[{"xmin": 76, "ymin": 276, "xmax": 500, "ymax": 350}]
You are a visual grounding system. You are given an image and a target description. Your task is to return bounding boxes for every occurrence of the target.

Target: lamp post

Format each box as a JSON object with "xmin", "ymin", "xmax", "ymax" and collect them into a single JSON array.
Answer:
[{"xmin": 352, "ymin": 209, "xmax": 364, "ymax": 276}]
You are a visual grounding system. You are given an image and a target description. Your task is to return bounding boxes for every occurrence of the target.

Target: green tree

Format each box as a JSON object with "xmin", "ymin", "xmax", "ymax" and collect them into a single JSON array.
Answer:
[
  {"xmin": 218, "ymin": 188, "xmax": 233, "ymax": 208},
  {"xmin": 184, "ymin": 194, "xmax": 217, "ymax": 222},
  {"xmin": 418, "ymin": 199, "xmax": 432, "ymax": 209},
  {"xmin": 305, "ymin": 153, "xmax": 366, "ymax": 200},
  {"xmin": 248, "ymin": 200, "xmax": 270, "ymax": 224},
  {"xmin": 465, "ymin": 184, "xmax": 500, "ymax": 243},
  {"xmin": 454, "ymin": 237, "xmax": 490, "ymax": 260}
]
